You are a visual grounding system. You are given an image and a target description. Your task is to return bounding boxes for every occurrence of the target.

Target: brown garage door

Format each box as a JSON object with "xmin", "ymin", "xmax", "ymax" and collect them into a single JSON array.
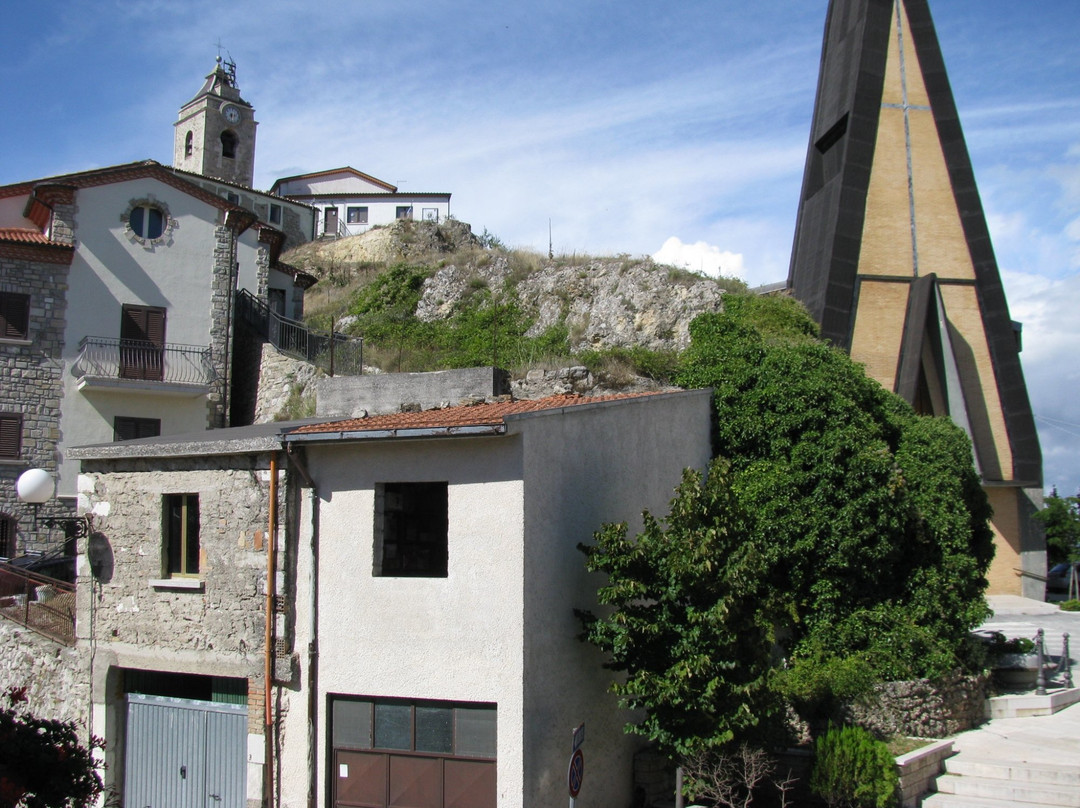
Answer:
[{"xmin": 332, "ymin": 698, "xmax": 496, "ymax": 808}]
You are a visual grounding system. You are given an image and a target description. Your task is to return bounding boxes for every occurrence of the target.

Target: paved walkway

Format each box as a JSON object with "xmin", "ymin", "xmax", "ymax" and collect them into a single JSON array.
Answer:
[{"xmin": 956, "ymin": 595, "xmax": 1080, "ymax": 756}]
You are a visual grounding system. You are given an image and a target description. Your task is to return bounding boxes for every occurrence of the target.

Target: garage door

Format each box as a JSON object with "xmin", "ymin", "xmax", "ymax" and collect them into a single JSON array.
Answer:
[
  {"xmin": 124, "ymin": 693, "xmax": 247, "ymax": 808},
  {"xmin": 332, "ymin": 698, "xmax": 496, "ymax": 808}
]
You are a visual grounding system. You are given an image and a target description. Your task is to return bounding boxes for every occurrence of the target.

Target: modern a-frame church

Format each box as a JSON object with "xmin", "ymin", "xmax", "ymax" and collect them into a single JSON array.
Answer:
[{"xmin": 788, "ymin": 0, "xmax": 1044, "ymax": 597}]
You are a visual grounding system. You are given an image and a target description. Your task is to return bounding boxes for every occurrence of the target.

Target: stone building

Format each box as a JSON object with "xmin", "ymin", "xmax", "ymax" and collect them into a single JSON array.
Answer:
[
  {"xmin": 787, "ymin": 0, "xmax": 1044, "ymax": 596},
  {"xmin": 0, "ymin": 61, "xmax": 316, "ymax": 557},
  {"xmin": 65, "ymin": 387, "xmax": 712, "ymax": 808}
]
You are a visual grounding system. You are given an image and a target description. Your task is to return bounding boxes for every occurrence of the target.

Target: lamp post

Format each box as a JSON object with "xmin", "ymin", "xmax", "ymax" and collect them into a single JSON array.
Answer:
[{"xmin": 15, "ymin": 468, "xmax": 89, "ymax": 554}]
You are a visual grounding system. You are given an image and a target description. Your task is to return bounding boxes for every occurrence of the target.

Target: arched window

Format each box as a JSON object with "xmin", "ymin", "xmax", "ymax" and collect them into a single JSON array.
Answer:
[
  {"xmin": 184, "ymin": 131, "xmax": 193, "ymax": 157},
  {"xmin": 0, "ymin": 513, "xmax": 17, "ymax": 558},
  {"xmin": 221, "ymin": 130, "xmax": 238, "ymax": 159},
  {"xmin": 129, "ymin": 204, "xmax": 166, "ymax": 240}
]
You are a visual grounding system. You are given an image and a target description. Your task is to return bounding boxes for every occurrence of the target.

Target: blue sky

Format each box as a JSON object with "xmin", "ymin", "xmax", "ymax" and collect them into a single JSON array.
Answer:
[{"xmin": 2, "ymin": 0, "xmax": 1079, "ymax": 494}]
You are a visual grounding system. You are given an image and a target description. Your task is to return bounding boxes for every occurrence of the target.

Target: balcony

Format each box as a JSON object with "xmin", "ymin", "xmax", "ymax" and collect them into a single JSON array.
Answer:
[{"xmin": 74, "ymin": 336, "xmax": 215, "ymax": 396}]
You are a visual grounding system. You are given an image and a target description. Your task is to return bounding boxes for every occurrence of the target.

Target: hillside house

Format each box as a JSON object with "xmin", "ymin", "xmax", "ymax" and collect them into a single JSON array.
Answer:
[
  {"xmin": 0, "ymin": 59, "xmax": 316, "ymax": 557},
  {"xmin": 69, "ymin": 388, "xmax": 712, "ymax": 808},
  {"xmin": 270, "ymin": 167, "xmax": 452, "ymax": 239}
]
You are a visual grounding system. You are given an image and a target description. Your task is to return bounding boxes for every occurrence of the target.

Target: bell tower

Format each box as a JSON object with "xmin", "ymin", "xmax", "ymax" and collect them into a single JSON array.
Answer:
[{"xmin": 173, "ymin": 56, "xmax": 257, "ymax": 187}]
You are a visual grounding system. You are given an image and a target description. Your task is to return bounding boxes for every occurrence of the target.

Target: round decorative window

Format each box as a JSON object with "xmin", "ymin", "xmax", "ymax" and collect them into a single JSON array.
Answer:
[{"xmin": 122, "ymin": 197, "xmax": 176, "ymax": 248}]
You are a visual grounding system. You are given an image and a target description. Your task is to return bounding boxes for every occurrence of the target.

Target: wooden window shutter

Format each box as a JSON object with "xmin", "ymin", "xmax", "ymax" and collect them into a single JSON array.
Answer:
[
  {"xmin": 0, "ymin": 414, "xmax": 22, "ymax": 458},
  {"xmin": 0, "ymin": 293, "xmax": 29, "ymax": 339}
]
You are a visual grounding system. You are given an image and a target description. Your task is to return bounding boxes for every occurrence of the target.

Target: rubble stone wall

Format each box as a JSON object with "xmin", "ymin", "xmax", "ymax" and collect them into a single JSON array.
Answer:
[{"xmin": 0, "ymin": 619, "xmax": 88, "ymax": 728}]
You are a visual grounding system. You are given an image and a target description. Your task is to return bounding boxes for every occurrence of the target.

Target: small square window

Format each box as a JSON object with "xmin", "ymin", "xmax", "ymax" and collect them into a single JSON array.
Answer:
[
  {"xmin": 374, "ymin": 482, "xmax": 448, "ymax": 577},
  {"xmin": 395, "ymin": 206, "xmax": 413, "ymax": 221},
  {"xmin": 269, "ymin": 204, "xmax": 282, "ymax": 225},
  {"xmin": 422, "ymin": 208, "xmax": 438, "ymax": 222},
  {"xmin": 347, "ymin": 206, "xmax": 368, "ymax": 224},
  {"xmin": 0, "ymin": 413, "xmax": 22, "ymax": 460},
  {"xmin": 0, "ymin": 293, "xmax": 29, "ymax": 340},
  {"xmin": 164, "ymin": 494, "xmax": 200, "ymax": 577}
]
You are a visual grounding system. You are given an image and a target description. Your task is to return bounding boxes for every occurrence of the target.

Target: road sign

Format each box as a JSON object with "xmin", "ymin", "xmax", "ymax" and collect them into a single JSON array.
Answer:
[
  {"xmin": 568, "ymin": 748, "xmax": 584, "ymax": 798},
  {"xmin": 572, "ymin": 722, "xmax": 585, "ymax": 752}
]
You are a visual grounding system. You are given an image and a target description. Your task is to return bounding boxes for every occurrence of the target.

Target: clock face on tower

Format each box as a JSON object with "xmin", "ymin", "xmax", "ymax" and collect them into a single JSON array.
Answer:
[{"xmin": 222, "ymin": 104, "xmax": 241, "ymax": 124}]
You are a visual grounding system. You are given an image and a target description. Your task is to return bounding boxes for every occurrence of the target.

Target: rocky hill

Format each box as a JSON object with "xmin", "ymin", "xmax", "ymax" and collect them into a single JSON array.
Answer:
[
  {"xmin": 283, "ymin": 219, "xmax": 745, "ymax": 355},
  {"xmin": 257, "ymin": 220, "xmax": 752, "ymax": 420}
]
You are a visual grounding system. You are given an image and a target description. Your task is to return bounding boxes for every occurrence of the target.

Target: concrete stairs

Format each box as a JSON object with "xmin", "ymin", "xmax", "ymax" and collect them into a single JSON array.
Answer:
[
  {"xmin": 920, "ymin": 690, "xmax": 1080, "ymax": 808},
  {"xmin": 923, "ymin": 756, "xmax": 1080, "ymax": 807}
]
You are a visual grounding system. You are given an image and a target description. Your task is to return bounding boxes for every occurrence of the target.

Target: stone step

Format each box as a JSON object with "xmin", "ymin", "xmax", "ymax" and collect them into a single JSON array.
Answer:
[
  {"xmin": 946, "ymin": 756, "xmax": 1080, "ymax": 786},
  {"xmin": 933, "ymin": 771, "xmax": 1080, "ymax": 806},
  {"xmin": 923, "ymin": 793, "xmax": 1048, "ymax": 808}
]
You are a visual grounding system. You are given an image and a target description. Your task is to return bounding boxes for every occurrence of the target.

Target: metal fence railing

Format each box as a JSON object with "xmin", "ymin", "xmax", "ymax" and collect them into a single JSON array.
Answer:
[
  {"xmin": 0, "ymin": 562, "xmax": 75, "ymax": 645},
  {"xmin": 236, "ymin": 289, "xmax": 363, "ymax": 376},
  {"xmin": 74, "ymin": 337, "xmax": 215, "ymax": 387}
]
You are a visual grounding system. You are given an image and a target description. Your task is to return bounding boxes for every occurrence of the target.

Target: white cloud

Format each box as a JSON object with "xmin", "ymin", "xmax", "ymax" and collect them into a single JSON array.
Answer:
[{"xmin": 652, "ymin": 237, "xmax": 746, "ymax": 280}]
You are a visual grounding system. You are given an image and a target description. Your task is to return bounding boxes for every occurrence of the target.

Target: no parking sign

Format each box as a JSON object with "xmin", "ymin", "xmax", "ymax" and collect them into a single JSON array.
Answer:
[{"xmin": 568, "ymin": 722, "xmax": 585, "ymax": 804}]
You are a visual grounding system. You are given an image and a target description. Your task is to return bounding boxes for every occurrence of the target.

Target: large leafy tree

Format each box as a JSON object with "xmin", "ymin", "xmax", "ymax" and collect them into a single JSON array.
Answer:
[
  {"xmin": 580, "ymin": 295, "xmax": 995, "ymax": 753},
  {"xmin": 1035, "ymin": 488, "xmax": 1080, "ymax": 565}
]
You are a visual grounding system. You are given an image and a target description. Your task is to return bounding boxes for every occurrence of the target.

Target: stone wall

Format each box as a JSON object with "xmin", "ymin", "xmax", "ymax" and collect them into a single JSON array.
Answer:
[
  {"xmin": 841, "ymin": 671, "xmax": 989, "ymax": 738},
  {"xmin": 77, "ymin": 456, "xmax": 281, "ymax": 668},
  {"xmin": 0, "ymin": 619, "xmax": 88, "ymax": 728},
  {"xmin": 0, "ymin": 252, "xmax": 71, "ymax": 555}
]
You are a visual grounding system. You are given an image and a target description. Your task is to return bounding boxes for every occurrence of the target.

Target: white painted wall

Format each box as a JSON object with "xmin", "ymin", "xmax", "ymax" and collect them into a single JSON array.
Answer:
[
  {"xmin": 56, "ymin": 178, "xmax": 223, "ymax": 494},
  {"xmin": 287, "ymin": 434, "xmax": 526, "ymax": 808},
  {"xmin": 281, "ymin": 390, "xmax": 713, "ymax": 807},
  {"xmin": 314, "ymin": 197, "xmax": 451, "ymax": 238},
  {"xmin": 0, "ymin": 195, "xmax": 34, "ymax": 228},
  {"xmin": 516, "ymin": 391, "xmax": 713, "ymax": 807}
]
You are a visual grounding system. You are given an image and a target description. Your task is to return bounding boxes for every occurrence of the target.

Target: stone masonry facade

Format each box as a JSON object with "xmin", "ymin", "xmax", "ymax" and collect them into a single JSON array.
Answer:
[
  {"xmin": 0, "ymin": 252, "xmax": 72, "ymax": 555},
  {"xmin": 209, "ymin": 223, "xmax": 236, "ymax": 428}
]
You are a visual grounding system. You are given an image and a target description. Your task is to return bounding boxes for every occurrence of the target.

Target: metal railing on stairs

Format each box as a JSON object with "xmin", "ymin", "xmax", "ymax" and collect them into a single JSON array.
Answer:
[
  {"xmin": 0, "ymin": 562, "xmax": 75, "ymax": 645},
  {"xmin": 236, "ymin": 289, "xmax": 363, "ymax": 376},
  {"xmin": 1035, "ymin": 628, "xmax": 1073, "ymax": 694}
]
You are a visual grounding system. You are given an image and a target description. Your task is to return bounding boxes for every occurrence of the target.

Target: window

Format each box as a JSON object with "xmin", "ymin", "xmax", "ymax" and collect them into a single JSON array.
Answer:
[
  {"xmin": 347, "ymin": 206, "xmax": 368, "ymax": 224},
  {"xmin": 129, "ymin": 205, "xmax": 166, "ymax": 240},
  {"xmin": 374, "ymin": 482, "xmax": 448, "ymax": 577},
  {"xmin": 0, "ymin": 292, "xmax": 30, "ymax": 340},
  {"xmin": 226, "ymin": 192, "xmax": 240, "ymax": 204},
  {"xmin": 0, "ymin": 514, "xmax": 16, "ymax": 558},
  {"xmin": 164, "ymin": 494, "xmax": 199, "ymax": 577},
  {"xmin": 422, "ymin": 208, "xmax": 439, "ymax": 222},
  {"xmin": 333, "ymin": 699, "xmax": 496, "ymax": 758},
  {"xmin": 395, "ymin": 206, "xmax": 413, "ymax": 220},
  {"xmin": 114, "ymin": 417, "xmax": 161, "ymax": 442},
  {"xmin": 120, "ymin": 305, "xmax": 165, "ymax": 381},
  {"xmin": 269, "ymin": 204, "xmax": 282, "ymax": 225},
  {"xmin": 184, "ymin": 131, "xmax": 193, "ymax": 157},
  {"xmin": 221, "ymin": 130, "xmax": 238, "ymax": 159},
  {"xmin": 0, "ymin": 414, "xmax": 22, "ymax": 459}
]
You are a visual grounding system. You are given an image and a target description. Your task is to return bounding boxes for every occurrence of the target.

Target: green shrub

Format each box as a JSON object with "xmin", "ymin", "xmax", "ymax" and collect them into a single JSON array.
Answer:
[
  {"xmin": 1060, "ymin": 599, "xmax": 1080, "ymax": 612},
  {"xmin": 810, "ymin": 724, "xmax": 898, "ymax": 808}
]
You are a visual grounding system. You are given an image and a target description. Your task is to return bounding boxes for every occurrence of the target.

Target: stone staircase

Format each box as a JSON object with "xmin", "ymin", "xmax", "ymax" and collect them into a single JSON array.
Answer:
[
  {"xmin": 920, "ymin": 690, "xmax": 1080, "ymax": 808},
  {"xmin": 923, "ymin": 757, "xmax": 1080, "ymax": 807}
]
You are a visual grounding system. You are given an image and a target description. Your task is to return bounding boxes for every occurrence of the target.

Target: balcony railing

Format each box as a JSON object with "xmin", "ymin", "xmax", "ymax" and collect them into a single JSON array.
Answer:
[
  {"xmin": 236, "ymin": 290, "xmax": 363, "ymax": 376},
  {"xmin": 74, "ymin": 336, "xmax": 215, "ymax": 388},
  {"xmin": 0, "ymin": 562, "xmax": 75, "ymax": 646}
]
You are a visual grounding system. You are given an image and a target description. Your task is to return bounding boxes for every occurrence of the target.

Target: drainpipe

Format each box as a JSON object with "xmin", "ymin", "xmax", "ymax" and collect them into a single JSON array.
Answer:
[{"xmin": 264, "ymin": 452, "xmax": 279, "ymax": 808}]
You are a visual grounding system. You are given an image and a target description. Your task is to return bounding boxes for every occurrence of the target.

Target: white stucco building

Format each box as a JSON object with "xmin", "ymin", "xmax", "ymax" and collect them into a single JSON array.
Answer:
[
  {"xmin": 0, "ymin": 162, "xmax": 315, "ymax": 505},
  {"xmin": 68, "ymin": 387, "xmax": 712, "ymax": 808},
  {"xmin": 270, "ymin": 167, "xmax": 452, "ymax": 239}
]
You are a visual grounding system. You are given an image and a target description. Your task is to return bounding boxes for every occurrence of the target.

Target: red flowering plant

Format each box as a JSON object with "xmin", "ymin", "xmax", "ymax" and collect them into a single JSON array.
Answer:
[{"xmin": 0, "ymin": 686, "xmax": 105, "ymax": 808}]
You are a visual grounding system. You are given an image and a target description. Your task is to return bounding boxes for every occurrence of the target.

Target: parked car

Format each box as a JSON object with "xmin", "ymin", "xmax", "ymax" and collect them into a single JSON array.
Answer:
[{"xmin": 1047, "ymin": 561, "xmax": 1080, "ymax": 597}]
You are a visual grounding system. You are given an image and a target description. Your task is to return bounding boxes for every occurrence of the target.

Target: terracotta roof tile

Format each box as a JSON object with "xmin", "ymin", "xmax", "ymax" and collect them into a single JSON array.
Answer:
[
  {"xmin": 287, "ymin": 392, "xmax": 664, "ymax": 438},
  {"xmin": 0, "ymin": 228, "xmax": 52, "ymax": 245}
]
